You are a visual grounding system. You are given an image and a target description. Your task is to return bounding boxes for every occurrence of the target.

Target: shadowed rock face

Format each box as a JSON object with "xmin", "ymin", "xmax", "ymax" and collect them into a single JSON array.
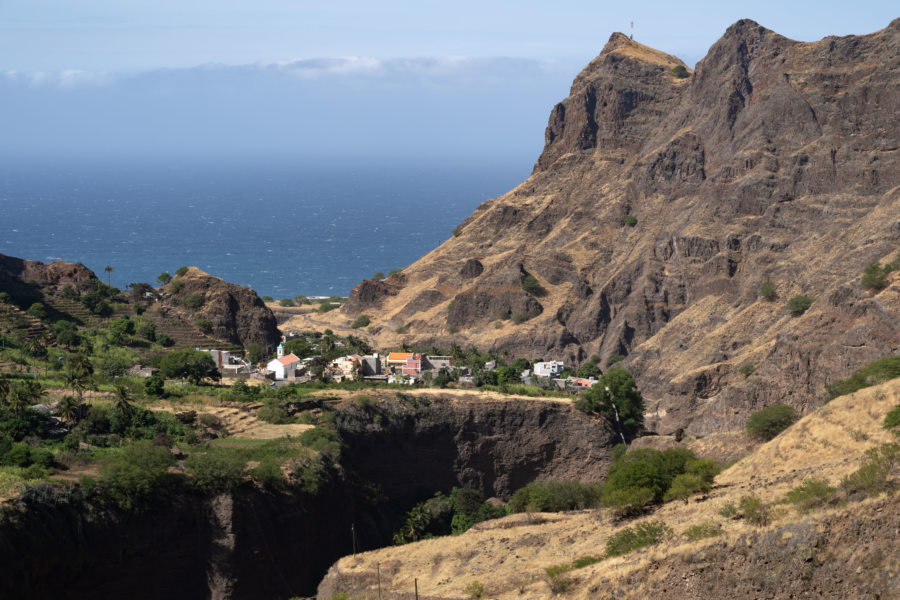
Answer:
[
  {"xmin": 0, "ymin": 253, "xmax": 100, "ymax": 299},
  {"xmin": 159, "ymin": 267, "xmax": 280, "ymax": 352},
  {"xmin": 344, "ymin": 19, "xmax": 900, "ymax": 434}
]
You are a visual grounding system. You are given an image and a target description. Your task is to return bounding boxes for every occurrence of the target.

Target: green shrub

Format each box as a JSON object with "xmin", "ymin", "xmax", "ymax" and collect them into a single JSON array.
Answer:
[
  {"xmin": 26, "ymin": 303, "xmax": 46, "ymax": 320},
  {"xmin": 739, "ymin": 494, "xmax": 769, "ymax": 526},
  {"xmin": 317, "ymin": 301, "xmax": 338, "ymax": 313},
  {"xmin": 299, "ymin": 427, "xmax": 340, "ymax": 458},
  {"xmin": 718, "ymin": 503, "xmax": 738, "ymax": 518},
  {"xmin": 827, "ymin": 356, "xmax": 900, "ymax": 400},
  {"xmin": 623, "ymin": 215, "xmax": 637, "ymax": 227},
  {"xmin": 175, "ymin": 266, "xmax": 189, "ymax": 277},
  {"xmin": 571, "ymin": 555, "xmax": 603, "ymax": 569},
  {"xmin": 184, "ymin": 293, "xmax": 205, "ymax": 309},
  {"xmin": 452, "ymin": 226, "xmax": 462, "ymax": 237},
  {"xmin": 2, "ymin": 442, "xmax": 33, "ymax": 467},
  {"xmin": 783, "ymin": 478, "xmax": 837, "ymax": 513},
  {"xmin": 279, "ymin": 298, "xmax": 295, "ymax": 307},
  {"xmin": 544, "ymin": 565, "xmax": 574, "ymax": 594},
  {"xmin": 608, "ymin": 353, "xmax": 625, "ymax": 365},
  {"xmin": 759, "ymin": 280, "xmax": 777, "ymax": 301},
  {"xmin": 663, "ymin": 473, "xmax": 708, "ymax": 503},
  {"xmin": 508, "ymin": 480, "xmax": 603, "ymax": 513},
  {"xmin": 786, "ymin": 295, "xmax": 813, "ymax": 316},
  {"xmin": 261, "ymin": 296, "xmax": 274, "ymax": 303},
  {"xmin": 185, "ymin": 451, "xmax": 247, "ymax": 493},
  {"xmin": 601, "ymin": 447, "xmax": 696, "ymax": 505},
  {"xmin": 251, "ymin": 458, "xmax": 285, "ymax": 490},
  {"xmin": 98, "ymin": 440, "xmax": 178, "ymax": 511},
  {"xmin": 464, "ymin": 580, "xmax": 485, "ymax": 599},
  {"xmin": 605, "ymin": 521, "xmax": 671, "ymax": 557},
  {"xmin": 169, "ymin": 280, "xmax": 183, "ymax": 294},
  {"xmin": 156, "ymin": 333, "xmax": 174, "ymax": 347},
  {"xmin": 522, "ymin": 274, "xmax": 545, "ymax": 295},
  {"xmin": 683, "ymin": 521, "xmax": 721, "ymax": 541},
  {"xmin": 884, "ymin": 405, "xmax": 900, "ymax": 432},
  {"xmin": 351, "ymin": 315, "xmax": 371, "ymax": 329},
  {"xmin": 840, "ymin": 443, "xmax": 899, "ymax": 497},
  {"xmin": 739, "ymin": 364, "xmax": 755, "ymax": 377},
  {"xmin": 447, "ymin": 325, "xmax": 459, "ymax": 334},
  {"xmin": 860, "ymin": 257, "xmax": 899, "ymax": 292},
  {"xmin": 511, "ymin": 313, "xmax": 526, "ymax": 325},
  {"xmin": 745, "ymin": 404, "xmax": 798, "ymax": 440},
  {"xmin": 671, "ymin": 65, "xmax": 689, "ymax": 78},
  {"xmin": 601, "ymin": 486, "xmax": 655, "ymax": 518},
  {"xmin": 194, "ymin": 318, "xmax": 212, "ymax": 332},
  {"xmin": 258, "ymin": 399, "xmax": 293, "ymax": 424}
]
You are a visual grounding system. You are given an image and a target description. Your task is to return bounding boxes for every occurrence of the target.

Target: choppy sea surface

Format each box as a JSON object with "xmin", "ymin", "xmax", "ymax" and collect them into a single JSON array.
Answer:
[{"xmin": 0, "ymin": 157, "xmax": 528, "ymax": 297}]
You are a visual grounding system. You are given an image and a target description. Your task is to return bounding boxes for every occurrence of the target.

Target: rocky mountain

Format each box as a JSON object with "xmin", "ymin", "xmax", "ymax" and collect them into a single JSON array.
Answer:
[
  {"xmin": 342, "ymin": 19, "xmax": 900, "ymax": 435},
  {"xmin": 0, "ymin": 253, "xmax": 100, "ymax": 299},
  {"xmin": 157, "ymin": 267, "xmax": 280, "ymax": 352}
]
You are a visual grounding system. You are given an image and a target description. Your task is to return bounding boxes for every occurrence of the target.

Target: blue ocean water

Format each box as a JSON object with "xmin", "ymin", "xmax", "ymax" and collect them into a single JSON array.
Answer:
[{"xmin": 0, "ymin": 157, "xmax": 529, "ymax": 297}]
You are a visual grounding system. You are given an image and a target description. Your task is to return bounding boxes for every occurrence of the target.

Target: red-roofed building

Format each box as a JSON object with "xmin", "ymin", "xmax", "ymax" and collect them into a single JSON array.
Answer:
[{"xmin": 266, "ymin": 353, "xmax": 302, "ymax": 380}]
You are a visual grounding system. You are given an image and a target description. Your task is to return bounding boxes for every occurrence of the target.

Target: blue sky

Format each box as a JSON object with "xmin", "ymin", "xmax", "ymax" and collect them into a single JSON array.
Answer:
[
  {"xmin": 1, "ymin": 1, "xmax": 896, "ymax": 162},
  {"xmin": 2, "ymin": 0, "xmax": 895, "ymax": 71}
]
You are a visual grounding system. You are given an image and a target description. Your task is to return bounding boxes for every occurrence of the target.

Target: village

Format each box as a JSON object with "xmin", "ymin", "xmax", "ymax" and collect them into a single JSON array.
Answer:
[{"xmin": 174, "ymin": 334, "xmax": 603, "ymax": 394}]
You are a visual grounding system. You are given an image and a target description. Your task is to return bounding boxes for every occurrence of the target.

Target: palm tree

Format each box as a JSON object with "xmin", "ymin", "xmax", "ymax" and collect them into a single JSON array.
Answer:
[
  {"xmin": 113, "ymin": 384, "xmax": 132, "ymax": 414},
  {"xmin": 104, "ymin": 265, "xmax": 113, "ymax": 287},
  {"xmin": 6, "ymin": 385, "xmax": 30, "ymax": 414},
  {"xmin": 58, "ymin": 394, "xmax": 81, "ymax": 425},
  {"xmin": 65, "ymin": 354, "xmax": 94, "ymax": 401}
]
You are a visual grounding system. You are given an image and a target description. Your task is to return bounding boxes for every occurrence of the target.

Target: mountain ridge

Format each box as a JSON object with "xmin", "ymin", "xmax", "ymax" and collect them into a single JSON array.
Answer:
[{"xmin": 336, "ymin": 18, "xmax": 900, "ymax": 434}]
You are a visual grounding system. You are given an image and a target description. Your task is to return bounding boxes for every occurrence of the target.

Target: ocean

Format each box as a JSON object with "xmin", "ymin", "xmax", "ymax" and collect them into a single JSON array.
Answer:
[{"xmin": 0, "ymin": 156, "xmax": 529, "ymax": 298}]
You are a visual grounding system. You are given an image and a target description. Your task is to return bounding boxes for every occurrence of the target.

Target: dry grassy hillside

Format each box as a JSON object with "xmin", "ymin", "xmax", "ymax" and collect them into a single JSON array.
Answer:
[{"xmin": 318, "ymin": 379, "xmax": 900, "ymax": 599}]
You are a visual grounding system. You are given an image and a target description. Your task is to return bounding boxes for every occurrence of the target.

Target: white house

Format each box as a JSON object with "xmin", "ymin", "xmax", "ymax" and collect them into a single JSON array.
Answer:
[
  {"xmin": 533, "ymin": 360, "xmax": 565, "ymax": 377},
  {"xmin": 267, "ymin": 353, "xmax": 302, "ymax": 380}
]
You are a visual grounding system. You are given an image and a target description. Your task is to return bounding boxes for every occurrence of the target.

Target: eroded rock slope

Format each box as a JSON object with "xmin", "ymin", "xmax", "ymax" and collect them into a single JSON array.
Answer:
[{"xmin": 343, "ymin": 19, "xmax": 900, "ymax": 434}]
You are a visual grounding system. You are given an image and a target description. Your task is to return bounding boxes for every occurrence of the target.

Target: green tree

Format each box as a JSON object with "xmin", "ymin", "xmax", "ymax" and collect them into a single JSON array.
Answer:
[
  {"xmin": 26, "ymin": 302, "xmax": 46, "ymax": 320},
  {"xmin": 144, "ymin": 374, "xmax": 165, "ymax": 398},
  {"xmin": 113, "ymin": 384, "xmax": 133, "ymax": 414},
  {"xmin": 51, "ymin": 320, "xmax": 81, "ymax": 349},
  {"xmin": 158, "ymin": 349, "xmax": 220, "ymax": 385},
  {"xmin": 98, "ymin": 440, "xmax": 178, "ymax": 511},
  {"xmin": 759, "ymin": 280, "xmax": 777, "ymax": 301},
  {"xmin": 58, "ymin": 394, "xmax": 81, "ymax": 425},
  {"xmin": 745, "ymin": 404, "xmax": 798, "ymax": 440},
  {"xmin": 5, "ymin": 385, "xmax": 32, "ymax": 414},
  {"xmin": 65, "ymin": 354, "xmax": 95, "ymax": 401},
  {"xmin": 246, "ymin": 342, "xmax": 264, "ymax": 364},
  {"xmin": 860, "ymin": 261, "xmax": 889, "ymax": 292},
  {"xmin": 157, "ymin": 272, "xmax": 171, "ymax": 285},
  {"xmin": 575, "ymin": 367, "xmax": 645, "ymax": 441}
]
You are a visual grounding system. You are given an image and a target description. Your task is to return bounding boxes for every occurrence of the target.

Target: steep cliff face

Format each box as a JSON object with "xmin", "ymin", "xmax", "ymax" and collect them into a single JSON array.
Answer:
[
  {"xmin": 159, "ymin": 267, "xmax": 280, "ymax": 353},
  {"xmin": 335, "ymin": 394, "xmax": 616, "ymax": 502},
  {"xmin": 2, "ymin": 396, "xmax": 615, "ymax": 599},
  {"xmin": 342, "ymin": 19, "xmax": 900, "ymax": 434}
]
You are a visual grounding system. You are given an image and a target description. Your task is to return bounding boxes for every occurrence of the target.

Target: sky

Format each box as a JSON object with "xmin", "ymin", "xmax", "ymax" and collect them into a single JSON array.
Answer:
[{"xmin": 0, "ymin": 0, "xmax": 896, "ymax": 162}]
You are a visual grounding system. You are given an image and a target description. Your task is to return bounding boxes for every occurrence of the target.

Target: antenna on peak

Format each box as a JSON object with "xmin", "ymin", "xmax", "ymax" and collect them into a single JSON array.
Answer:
[{"xmin": 630, "ymin": 20, "xmax": 634, "ymax": 40}]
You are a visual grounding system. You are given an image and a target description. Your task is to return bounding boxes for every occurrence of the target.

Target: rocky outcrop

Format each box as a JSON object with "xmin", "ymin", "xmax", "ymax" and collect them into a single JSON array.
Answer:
[
  {"xmin": 0, "ymin": 253, "xmax": 101, "ymax": 300},
  {"xmin": 159, "ymin": 267, "xmax": 280, "ymax": 352},
  {"xmin": 335, "ymin": 393, "xmax": 616, "ymax": 501},
  {"xmin": 342, "ymin": 19, "xmax": 900, "ymax": 435}
]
